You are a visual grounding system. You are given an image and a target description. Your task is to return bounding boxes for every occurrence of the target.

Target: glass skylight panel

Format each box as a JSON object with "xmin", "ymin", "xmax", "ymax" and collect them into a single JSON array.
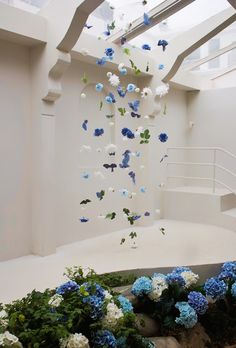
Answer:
[
  {"xmin": 129, "ymin": 0, "xmax": 231, "ymax": 50},
  {"xmin": 84, "ymin": 0, "xmax": 166, "ymax": 39}
]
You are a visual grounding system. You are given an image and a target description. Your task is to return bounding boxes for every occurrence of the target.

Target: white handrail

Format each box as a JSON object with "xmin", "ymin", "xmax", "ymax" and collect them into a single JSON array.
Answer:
[
  {"xmin": 166, "ymin": 147, "xmax": 236, "ymax": 194},
  {"xmin": 167, "ymin": 147, "xmax": 236, "ymax": 161}
]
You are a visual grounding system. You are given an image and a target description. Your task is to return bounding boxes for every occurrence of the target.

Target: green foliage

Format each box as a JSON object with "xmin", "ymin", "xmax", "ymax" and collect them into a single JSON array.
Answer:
[
  {"xmin": 99, "ymin": 101, "xmax": 103, "ymax": 111},
  {"xmin": 123, "ymin": 48, "xmax": 131, "ymax": 56},
  {"xmin": 129, "ymin": 59, "xmax": 141, "ymax": 76},
  {"xmin": 81, "ymin": 73, "xmax": 88, "ymax": 84},
  {"xmin": 105, "ymin": 212, "xmax": 116, "ymax": 220},
  {"xmin": 118, "ymin": 107, "xmax": 126, "ymax": 116},
  {"xmin": 140, "ymin": 129, "xmax": 150, "ymax": 144}
]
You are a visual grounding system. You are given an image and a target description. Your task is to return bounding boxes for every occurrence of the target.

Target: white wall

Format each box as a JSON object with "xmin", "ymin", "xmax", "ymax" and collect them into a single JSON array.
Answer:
[
  {"xmin": 186, "ymin": 87, "xmax": 236, "ymax": 190},
  {"xmin": 0, "ymin": 40, "xmax": 31, "ymax": 260}
]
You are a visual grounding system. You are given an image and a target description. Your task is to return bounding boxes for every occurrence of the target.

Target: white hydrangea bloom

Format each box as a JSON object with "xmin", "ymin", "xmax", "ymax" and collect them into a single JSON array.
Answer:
[
  {"xmin": 118, "ymin": 63, "xmax": 125, "ymax": 71},
  {"xmin": 60, "ymin": 333, "xmax": 90, "ymax": 348},
  {"xmin": 148, "ymin": 276, "xmax": 168, "ymax": 302},
  {"xmin": 102, "ymin": 302, "xmax": 123, "ymax": 329},
  {"xmin": 141, "ymin": 87, "xmax": 153, "ymax": 99},
  {"xmin": 0, "ymin": 310, "xmax": 8, "ymax": 328},
  {"xmin": 104, "ymin": 144, "xmax": 117, "ymax": 153},
  {"xmin": 108, "ymin": 74, "xmax": 120, "ymax": 87},
  {"xmin": 48, "ymin": 294, "xmax": 63, "ymax": 307},
  {"xmin": 181, "ymin": 271, "xmax": 199, "ymax": 288},
  {"xmin": 0, "ymin": 331, "xmax": 22, "ymax": 347},
  {"xmin": 155, "ymin": 83, "xmax": 169, "ymax": 97},
  {"xmin": 104, "ymin": 290, "xmax": 113, "ymax": 300}
]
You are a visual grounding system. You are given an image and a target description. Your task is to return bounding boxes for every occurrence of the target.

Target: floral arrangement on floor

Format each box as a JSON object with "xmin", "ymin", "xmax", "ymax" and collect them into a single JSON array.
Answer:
[
  {"xmin": 1, "ymin": 263, "xmax": 236, "ymax": 347},
  {"xmin": 0, "ymin": 267, "xmax": 153, "ymax": 348}
]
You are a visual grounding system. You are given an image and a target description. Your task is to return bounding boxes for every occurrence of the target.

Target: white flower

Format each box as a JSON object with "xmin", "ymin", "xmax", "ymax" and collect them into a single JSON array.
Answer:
[
  {"xmin": 80, "ymin": 93, "xmax": 86, "ymax": 99},
  {"xmin": 181, "ymin": 271, "xmax": 199, "ymax": 288},
  {"xmin": 104, "ymin": 144, "xmax": 117, "ymax": 153},
  {"xmin": 60, "ymin": 333, "xmax": 90, "ymax": 348},
  {"xmin": 108, "ymin": 74, "xmax": 120, "ymax": 87},
  {"xmin": 155, "ymin": 83, "xmax": 169, "ymax": 97},
  {"xmin": 102, "ymin": 302, "xmax": 123, "ymax": 329},
  {"xmin": 141, "ymin": 87, "xmax": 153, "ymax": 99},
  {"xmin": 144, "ymin": 115, "xmax": 150, "ymax": 119},
  {"xmin": 135, "ymin": 88, "xmax": 140, "ymax": 93},
  {"xmin": 104, "ymin": 290, "xmax": 113, "ymax": 300},
  {"xmin": 148, "ymin": 275, "xmax": 168, "ymax": 302},
  {"xmin": 108, "ymin": 187, "xmax": 115, "ymax": 192},
  {"xmin": 0, "ymin": 310, "xmax": 8, "ymax": 328},
  {"xmin": 48, "ymin": 294, "xmax": 63, "ymax": 307},
  {"xmin": 0, "ymin": 331, "xmax": 22, "ymax": 347}
]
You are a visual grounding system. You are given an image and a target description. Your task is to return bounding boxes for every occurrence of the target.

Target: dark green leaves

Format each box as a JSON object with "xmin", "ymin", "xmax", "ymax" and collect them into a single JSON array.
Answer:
[{"xmin": 140, "ymin": 129, "xmax": 151, "ymax": 144}]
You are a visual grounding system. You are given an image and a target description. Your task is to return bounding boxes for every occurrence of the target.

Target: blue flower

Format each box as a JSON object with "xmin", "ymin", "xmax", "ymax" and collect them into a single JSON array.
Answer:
[
  {"xmin": 83, "ymin": 295, "xmax": 104, "ymax": 320},
  {"xmin": 143, "ymin": 12, "xmax": 151, "ymax": 25},
  {"xmin": 218, "ymin": 270, "xmax": 236, "ymax": 281},
  {"xmin": 144, "ymin": 211, "xmax": 150, "ymax": 216},
  {"xmin": 126, "ymin": 84, "xmax": 136, "ymax": 92},
  {"xmin": 231, "ymin": 282, "xmax": 236, "ymax": 297},
  {"xmin": 158, "ymin": 133, "xmax": 168, "ymax": 143},
  {"xmin": 120, "ymin": 68, "xmax": 127, "ymax": 76},
  {"xmin": 83, "ymin": 282, "xmax": 105, "ymax": 300},
  {"xmin": 93, "ymin": 330, "xmax": 117, "ymax": 348},
  {"xmin": 128, "ymin": 171, "xmax": 136, "ymax": 184},
  {"xmin": 94, "ymin": 128, "xmax": 104, "ymax": 137},
  {"xmin": 82, "ymin": 120, "xmax": 88, "ymax": 131},
  {"xmin": 117, "ymin": 86, "xmax": 127, "ymax": 98},
  {"xmin": 121, "ymin": 128, "xmax": 135, "ymax": 139},
  {"xmin": 56, "ymin": 281, "xmax": 79, "ymax": 295},
  {"xmin": 105, "ymin": 92, "xmax": 116, "ymax": 104},
  {"xmin": 188, "ymin": 291, "xmax": 208, "ymax": 315},
  {"xmin": 158, "ymin": 39, "xmax": 168, "ymax": 51},
  {"xmin": 204, "ymin": 277, "xmax": 227, "ymax": 300},
  {"xmin": 118, "ymin": 295, "xmax": 133, "ymax": 313},
  {"xmin": 175, "ymin": 301, "xmax": 198, "ymax": 329},
  {"xmin": 105, "ymin": 47, "xmax": 115, "ymax": 60},
  {"xmin": 166, "ymin": 272, "xmax": 185, "ymax": 287},
  {"xmin": 96, "ymin": 57, "xmax": 107, "ymax": 66},
  {"xmin": 95, "ymin": 83, "xmax": 104, "ymax": 92},
  {"xmin": 158, "ymin": 64, "xmax": 165, "ymax": 70},
  {"xmin": 142, "ymin": 44, "xmax": 151, "ymax": 51},
  {"xmin": 131, "ymin": 276, "xmax": 152, "ymax": 297},
  {"xmin": 120, "ymin": 37, "xmax": 127, "ymax": 45},
  {"xmin": 222, "ymin": 261, "xmax": 236, "ymax": 273},
  {"xmin": 172, "ymin": 266, "xmax": 191, "ymax": 274},
  {"xmin": 84, "ymin": 23, "xmax": 93, "ymax": 29},
  {"xmin": 133, "ymin": 215, "xmax": 141, "ymax": 221},
  {"xmin": 131, "ymin": 112, "xmax": 141, "ymax": 118},
  {"xmin": 128, "ymin": 100, "xmax": 140, "ymax": 112},
  {"xmin": 119, "ymin": 150, "xmax": 131, "ymax": 168},
  {"xmin": 81, "ymin": 172, "xmax": 90, "ymax": 179},
  {"xmin": 80, "ymin": 217, "xmax": 89, "ymax": 223},
  {"xmin": 140, "ymin": 186, "xmax": 146, "ymax": 193}
]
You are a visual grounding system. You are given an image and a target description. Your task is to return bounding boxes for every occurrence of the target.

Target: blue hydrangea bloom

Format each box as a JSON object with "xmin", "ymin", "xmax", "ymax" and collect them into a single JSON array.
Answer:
[
  {"xmin": 83, "ymin": 282, "xmax": 105, "ymax": 300},
  {"xmin": 218, "ymin": 270, "xmax": 236, "ymax": 281},
  {"xmin": 188, "ymin": 291, "xmax": 208, "ymax": 315},
  {"xmin": 105, "ymin": 92, "xmax": 116, "ymax": 104},
  {"xmin": 128, "ymin": 171, "xmax": 136, "ymax": 184},
  {"xmin": 158, "ymin": 64, "xmax": 164, "ymax": 70},
  {"xmin": 131, "ymin": 276, "xmax": 152, "ymax": 297},
  {"xmin": 105, "ymin": 48, "xmax": 114, "ymax": 59},
  {"xmin": 96, "ymin": 57, "xmax": 107, "ymax": 66},
  {"xmin": 120, "ymin": 37, "xmax": 127, "ymax": 45},
  {"xmin": 144, "ymin": 211, "xmax": 150, "ymax": 216},
  {"xmin": 56, "ymin": 281, "xmax": 79, "ymax": 295},
  {"xmin": 121, "ymin": 128, "xmax": 135, "ymax": 139},
  {"xmin": 117, "ymin": 86, "xmax": 127, "ymax": 98},
  {"xmin": 80, "ymin": 217, "xmax": 89, "ymax": 223},
  {"xmin": 118, "ymin": 295, "xmax": 133, "ymax": 313},
  {"xmin": 142, "ymin": 44, "xmax": 151, "ymax": 51},
  {"xmin": 158, "ymin": 39, "xmax": 168, "ymax": 51},
  {"xmin": 166, "ymin": 272, "xmax": 185, "ymax": 287},
  {"xmin": 204, "ymin": 277, "xmax": 227, "ymax": 300},
  {"xmin": 120, "ymin": 68, "xmax": 127, "ymax": 75},
  {"xmin": 158, "ymin": 133, "xmax": 168, "ymax": 143},
  {"xmin": 93, "ymin": 330, "xmax": 117, "ymax": 348},
  {"xmin": 231, "ymin": 282, "xmax": 236, "ymax": 297},
  {"xmin": 95, "ymin": 83, "xmax": 103, "ymax": 92},
  {"xmin": 172, "ymin": 266, "xmax": 191, "ymax": 274},
  {"xmin": 83, "ymin": 295, "xmax": 104, "ymax": 320},
  {"xmin": 119, "ymin": 150, "xmax": 131, "ymax": 168},
  {"xmin": 133, "ymin": 215, "xmax": 141, "ymax": 221},
  {"xmin": 175, "ymin": 301, "xmax": 198, "ymax": 329},
  {"xmin": 126, "ymin": 84, "xmax": 136, "ymax": 92},
  {"xmin": 222, "ymin": 261, "xmax": 236, "ymax": 273},
  {"xmin": 94, "ymin": 128, "xmax": 104, "ymax": 137}
]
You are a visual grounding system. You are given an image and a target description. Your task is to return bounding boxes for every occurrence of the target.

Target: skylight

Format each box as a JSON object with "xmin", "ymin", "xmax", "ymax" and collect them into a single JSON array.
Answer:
[{"xmin": 0, "ymin": 0, "xmax": 49, "ymax": 13}]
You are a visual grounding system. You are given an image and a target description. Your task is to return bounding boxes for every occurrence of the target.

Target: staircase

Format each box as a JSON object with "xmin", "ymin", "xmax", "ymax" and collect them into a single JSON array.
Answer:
[{"xmin": 163, "ymin": 147, "xmax": 236, "ymax": 232}]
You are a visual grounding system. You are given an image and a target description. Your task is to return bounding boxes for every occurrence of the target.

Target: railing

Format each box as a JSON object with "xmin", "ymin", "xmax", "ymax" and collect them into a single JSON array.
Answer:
[{"xmin": 166, "ymin": 147, "xmax": 236, "ymax": 194}]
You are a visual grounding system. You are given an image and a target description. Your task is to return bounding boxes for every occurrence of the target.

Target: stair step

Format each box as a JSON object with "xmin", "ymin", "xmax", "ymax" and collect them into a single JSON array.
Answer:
[{"xmin": 223, "ymin": 208, "xmax": 236, "ymax": 217}]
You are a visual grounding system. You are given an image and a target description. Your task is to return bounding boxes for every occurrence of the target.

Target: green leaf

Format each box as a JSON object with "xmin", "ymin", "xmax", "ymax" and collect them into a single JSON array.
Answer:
[
  {"xmin": 81, "ymin": 73, "xmax": 88, "ymax": 84},
  {"xmin": 118, "ymin": 107, "xmax": 126, "ymax": 116},
  {"xmin": 99, "ymin": 101, "xmax": 103, "ymax": 111},
  {"xmin": 124, "ymin": 48, "xmax": 131, "ymax": 56},
  {"xmin": 120, "ymin": 238, "xmax": 126, "ymax": 245}
]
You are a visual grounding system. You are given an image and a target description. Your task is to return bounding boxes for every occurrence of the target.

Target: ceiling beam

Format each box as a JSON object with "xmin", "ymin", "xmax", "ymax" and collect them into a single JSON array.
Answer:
[
  {"xmin": 184, "ymin": 42, "xmax": 236, "ymax": 71},
  {"xmin": 210, "ymin": 64, "xmax": 236, "ymax": 80},
  {"xmin": 108, "ymin": 0, "xmax": 195, "ymax": 44},
  {"xmin": 228, "ymin": 0, "xmax": 236, "ymax": 10}
]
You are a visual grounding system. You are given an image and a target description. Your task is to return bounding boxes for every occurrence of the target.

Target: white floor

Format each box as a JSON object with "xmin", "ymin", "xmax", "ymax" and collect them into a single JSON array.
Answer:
[{"xmin": 1, "ymin": 219, "xmax": 236, "ymax": 304}]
